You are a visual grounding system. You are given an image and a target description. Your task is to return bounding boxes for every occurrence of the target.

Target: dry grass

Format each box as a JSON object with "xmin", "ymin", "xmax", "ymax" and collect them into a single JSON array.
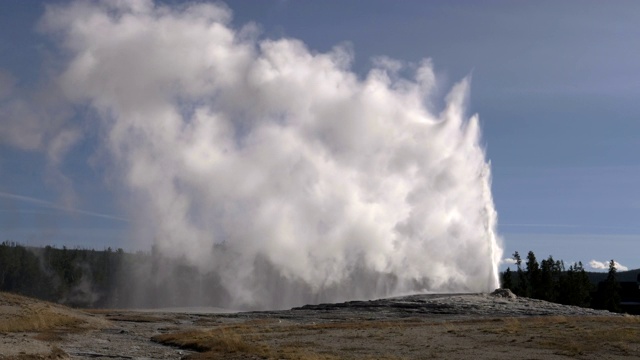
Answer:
[
  {"xmin": 0, "ymin": 346, "xmax": 68, "ymax": 360},
  {"xmin": 441, "ymin": 315, "xmax": 640, "ymax": 357},
  {"xmin": 0, "ymin": 292, "xmax": 108, "ymax": 333},
  {"xmin": 32, "ymin": 331, "xmax": 65, "ymax": 342},
  {"xmin": 152, "ymin": 319, "xmax": 455, "ymax": 359},
  {"xmin": 529, "ymin": 316, "xmax": 640, "ymax": 356},
  {"xmin": 153, "ymin": 315, "xmax": 640, "ymax": 359},
  {"xmin": 84, "ymin": 308, "xmax": 179, "ymax": 323},
  {"xmin": 152, "ymin": 327, "xmax": 340, "ymax": 360},
  {"xmin": 0, "ymin": 307, "xmax": 84, "ymax": 333},
  {"xmin": 105, "ymin": 313, "xmax": 168, "ymax": 323},
  {"xmin": 153, "ymin": 328, "xmax": 262, "ymax": 353}
]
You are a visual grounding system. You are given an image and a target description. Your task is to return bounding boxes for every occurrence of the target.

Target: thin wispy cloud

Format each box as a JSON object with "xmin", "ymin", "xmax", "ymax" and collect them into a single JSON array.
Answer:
[
  {"xmin": 501, "ymin": 223, "xmax": 640, "ymax": 231},
  {"xmin": 0, "ymin": 191, "xmax": 128, "ymax": 222},
  {"xmin": 501, "ymin": 223, "xmax": 579, "ymax": 228}
]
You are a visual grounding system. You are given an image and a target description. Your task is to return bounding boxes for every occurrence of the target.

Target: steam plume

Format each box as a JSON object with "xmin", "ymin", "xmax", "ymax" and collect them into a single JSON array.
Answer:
[{"xmin": 36, "ymin": 1, "xmax": 502, "ymax": 308}]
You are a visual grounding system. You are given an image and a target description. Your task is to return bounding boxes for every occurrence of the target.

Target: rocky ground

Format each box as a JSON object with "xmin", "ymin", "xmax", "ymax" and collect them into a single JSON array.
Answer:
[{"xmin": 1, "ymin": 290, "xmax": 639, "ymax": 359}]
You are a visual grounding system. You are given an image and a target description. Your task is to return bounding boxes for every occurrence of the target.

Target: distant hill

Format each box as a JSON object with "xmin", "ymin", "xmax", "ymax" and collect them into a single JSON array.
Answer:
[{"xmin": 586, "ymin": 269, "xmax": 640, "ymax": 284}]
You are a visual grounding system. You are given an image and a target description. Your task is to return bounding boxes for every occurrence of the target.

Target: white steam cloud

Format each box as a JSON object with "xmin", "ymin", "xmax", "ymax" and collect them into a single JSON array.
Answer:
[
  {"xmin": 589, "ymin": 260, "xmax": 628, "ymax": 272},
  {"xmin": 5, "ymin": 1, "xmax": 503, "ymax": 308}
]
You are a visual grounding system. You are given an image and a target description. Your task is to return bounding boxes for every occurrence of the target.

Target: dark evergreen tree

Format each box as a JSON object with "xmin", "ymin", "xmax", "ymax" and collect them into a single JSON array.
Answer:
[
  {"xmin": 575, "ymin": 261, "xmax": 592, "ymax": 307},
  {"xmin": 526, "ymin": 251, "xmax": 540, "ymax": 298},
  {"xmin": 601, "ymin": 260, "xmax": 621, "ymax": 312},
  {"xmin": 539, "ymin": 257, "xmax": 552, "ymax": 301},
  {"xmin": 538, "ymin": 256, "xmax": 560, "ymax": 302},
  {"xmin": 513, "ymin": 251, "xmax": 527, "ymax": 297},
  {"xmin": 501, "ymin": 267, "xmax": 513, "ymax": 290}
]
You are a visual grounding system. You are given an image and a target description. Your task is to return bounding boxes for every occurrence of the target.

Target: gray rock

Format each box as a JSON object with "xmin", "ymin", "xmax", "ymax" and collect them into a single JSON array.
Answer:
[{"xmin": 490, "ymin": 288, "xmax": 517, "ymax": 299}]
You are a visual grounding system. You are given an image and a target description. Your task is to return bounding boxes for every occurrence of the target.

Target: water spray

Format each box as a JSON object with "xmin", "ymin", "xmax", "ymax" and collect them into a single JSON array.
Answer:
[{"xmin": 42, "ymin": 1, "xmax": 503, "ymax": 308}]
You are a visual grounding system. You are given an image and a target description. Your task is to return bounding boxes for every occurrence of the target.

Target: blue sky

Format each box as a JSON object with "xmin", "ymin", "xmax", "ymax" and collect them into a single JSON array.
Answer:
[{"xmin": 1, "ymin": 0, "xmax": 639, "ymax": 272}]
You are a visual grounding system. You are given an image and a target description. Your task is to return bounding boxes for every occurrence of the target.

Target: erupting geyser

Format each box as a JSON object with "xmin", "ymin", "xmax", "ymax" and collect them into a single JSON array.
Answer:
[{"xmin": 42, "ymin": 1, "xmax": 502, "ymax": 309}]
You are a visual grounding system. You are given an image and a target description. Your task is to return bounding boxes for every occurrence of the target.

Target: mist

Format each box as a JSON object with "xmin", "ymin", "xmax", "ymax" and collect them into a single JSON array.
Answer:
[{"xmin": 5, "ymin": 1, "xmax": 502, "ymax": 309}]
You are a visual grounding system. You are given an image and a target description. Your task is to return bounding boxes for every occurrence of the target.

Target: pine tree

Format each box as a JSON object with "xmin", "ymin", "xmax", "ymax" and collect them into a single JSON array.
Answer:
[
  {"xmin": 513, "ymin": 251, "xmax": 527, "ymax": 297},
  {"xmin": 575, "ymin": 261, "xmax": 592, "ymax": 307},
  {"xmin": 526, "ymin": 251, "xmax": 540, "ymax": 298},
  {"xmin": 502, "ymin": 267, "xmax": 513, "ymax": 290},
  {"xmin": 602, "ymin": 259, "xmax": 621, "ymax": 312},
  {"xmin": 539, "ymin": 256, "xmax": 559, "ymax": 302}
]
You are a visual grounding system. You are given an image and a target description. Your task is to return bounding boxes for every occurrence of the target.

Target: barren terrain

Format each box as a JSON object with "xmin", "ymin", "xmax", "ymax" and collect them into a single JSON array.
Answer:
[{"xmin": 1, "ymin": 290, "xmax": 639, "ymax": 359}]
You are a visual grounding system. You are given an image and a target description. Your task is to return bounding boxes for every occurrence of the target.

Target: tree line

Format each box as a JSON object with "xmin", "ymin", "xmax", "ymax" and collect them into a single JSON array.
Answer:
[
  {"xmin": 0, "ymin": 241, "xmax": 231, "ymax": 308},
  {"xmin": 501, "ymin": 250, "xmax": 624, "ymax": 312},
  {"xmin": 0, "ymin": 242, "xmax": 633, "ymax": 312},
  {"xmin": 0, "ymin": 241, "xmax": 130, "ymax": 307}
]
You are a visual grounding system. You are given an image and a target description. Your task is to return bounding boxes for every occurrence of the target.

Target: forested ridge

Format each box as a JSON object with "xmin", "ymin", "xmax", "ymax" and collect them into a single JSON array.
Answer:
[
  {"xmin": 0, "ymin": 241, "xmax": 638, "ymax": 312},
  {"xmin": 501, "ymin": 250, "xmax": 640, "ymax": 313},
  {"xmin": 0, "ymin": 241, "xmax": 231, "ymax": 308}
]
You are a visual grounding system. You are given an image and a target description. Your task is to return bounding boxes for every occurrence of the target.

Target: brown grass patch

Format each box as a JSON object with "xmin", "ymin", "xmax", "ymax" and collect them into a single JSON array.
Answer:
[
  {"xmin": 0, "ymin": 346, "xmax": 68, "ymax": 360},
  {"xmin": 152, "ymin": 327, "xmax": 339, "ymax": 360},
  {"xmin": 32, "ymin": 331, "xmax": 65, "ymax": 342},
  {"xmin": 0, "ymin": 292, "xmax": 108, "ymax": 333},
  {"xmin": 105, "ymin": 313, "xmax": 168, "ymax": 323},
  {"xmin": 0, "ymin": 309, "xmax": 84, "ymax": 333},
  {"xmin": 153, "ymin": 328, "xmax": 261, "ymax": 353},
  {"xmin": 529, "ymin": 316, "xmax": 640, "ymax": 356},
  {"xmin": 443, "ymin": 315, "xmax": 640, "ymax": 357},
  {"xmin": 152, "ymin": 314, "xmax": 640, "ymax": 359},
  {"xmin": 153, "ymin": 328, "xmax": 266, "ymax": 359},
  {"xmin": 153, "ymin": 318, "xmax": 463, "ymax": 359}
]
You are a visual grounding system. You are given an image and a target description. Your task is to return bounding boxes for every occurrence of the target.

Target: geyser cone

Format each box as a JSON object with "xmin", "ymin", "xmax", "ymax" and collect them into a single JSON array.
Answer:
[{"xmin": 43, "ymin": 1, "xmax": 503, "ymax": 309}]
